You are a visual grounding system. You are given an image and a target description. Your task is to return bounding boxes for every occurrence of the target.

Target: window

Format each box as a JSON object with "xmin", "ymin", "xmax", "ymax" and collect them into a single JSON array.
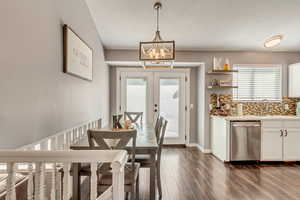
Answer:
[{"xmin": 233, "ymin": 64, "xmax": 282, "ymax": 101}]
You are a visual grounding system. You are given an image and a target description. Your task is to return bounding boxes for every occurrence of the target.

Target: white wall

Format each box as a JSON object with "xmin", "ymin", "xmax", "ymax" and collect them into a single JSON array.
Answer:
[{"xmin": 0, "ymin": 0, "xmax": 110, "ymax": 148}]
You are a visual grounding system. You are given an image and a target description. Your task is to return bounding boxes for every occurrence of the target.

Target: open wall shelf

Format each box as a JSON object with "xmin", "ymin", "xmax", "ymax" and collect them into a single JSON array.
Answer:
[
  {"xmin": 207, "ymin": 85, "xmax": 238, "ymax": 89},
  {"xmin": 207, "ymin": 70, "xmax": 239, "ymax": 75}
]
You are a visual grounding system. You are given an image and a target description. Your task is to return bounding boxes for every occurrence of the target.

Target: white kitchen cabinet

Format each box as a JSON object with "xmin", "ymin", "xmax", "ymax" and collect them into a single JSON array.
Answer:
[
  {"xmin": 283, "ymin": 129, "xmax": 300, "ymax": 160},
  {"xmin": 282, "ymin": 120, "xmax": 300, "ymax": 160},
  {"xmin": 288, "ymin": 63, "xmax": 300, "ymax": 98},
  {"xmin": 261, "ymin": 128, "xmax": 283, "ymax": 161},
  {"xmin": 211, "ymin": 116, "xmax": 229, "ymax": 161},
  {"xmin": 261, "ymin": 120, "xmax": 300, "ymax": 161}
]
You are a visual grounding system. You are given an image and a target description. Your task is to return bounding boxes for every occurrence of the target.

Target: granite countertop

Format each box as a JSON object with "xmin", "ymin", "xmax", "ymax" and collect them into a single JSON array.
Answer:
[{"xmin": 211, "ymin": 115, "xmax": 300, "ymax": 120}]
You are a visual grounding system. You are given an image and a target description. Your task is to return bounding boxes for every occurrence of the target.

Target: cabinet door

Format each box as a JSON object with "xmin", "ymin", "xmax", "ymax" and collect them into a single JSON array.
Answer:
[
  {"xmin": 283, "ymin": 128, "xmax": 300, "ymax": 160},
  {"xmin": 211, "ymin": 117, "xmax": 227, "ymax": 161},
  {"xmin": 283, "ymin": 121, "xmax": 300, "ymax": 160},
  {"xmin": 288, "ymin": 63, "xmax": 300, "ymax": 98},
  {"xmin": 261, "ymin": 128, "xmax": 283, "ymax": 161}
]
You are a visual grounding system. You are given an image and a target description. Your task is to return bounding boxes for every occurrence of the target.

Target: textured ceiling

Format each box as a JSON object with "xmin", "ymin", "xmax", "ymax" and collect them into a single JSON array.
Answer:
[{"xmin": 85, "ymin": 0, "xmax": 300, "ymax": 51}]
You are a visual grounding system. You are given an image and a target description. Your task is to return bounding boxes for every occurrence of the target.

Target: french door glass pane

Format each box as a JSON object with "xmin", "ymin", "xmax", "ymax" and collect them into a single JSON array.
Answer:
[
  {"xmin": 160, "ymin": 79, "xmax": 179, "ymax": 138},
  {"xmin": 126, "ymin": 78, "xmax": 147, "ymax": 122}
]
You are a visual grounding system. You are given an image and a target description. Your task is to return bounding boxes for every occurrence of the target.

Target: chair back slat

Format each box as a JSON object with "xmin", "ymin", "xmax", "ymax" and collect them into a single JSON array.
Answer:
[
  {"xmin": 87, "ymin": 129, "xmax": 137, "ymax": 169},
  {"xmin": 124, "ymin": 112, "xmax": 143, "ymax": 124},
  {"xmin": 157, "ymin": 119, "xmax": 168, "ymax": 161},
  {"xmin": 155, "ymin": 117, "xmax": 164, "ymax": 142}
]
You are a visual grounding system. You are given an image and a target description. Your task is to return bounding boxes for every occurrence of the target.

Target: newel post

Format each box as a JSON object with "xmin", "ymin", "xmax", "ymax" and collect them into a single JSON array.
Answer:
[
  {"xmin": 6, "ymin": 162, "xmax": 16, "ymax": 200},
  {"xmin": 111, "ymin": 155, "xmax": 127, "ymax": 200},
  {"xmin": 34, "ymin": 162, "xmax": 46, "ymax": 200},
  {"xmin": 90, "ymin": 163, "xmax": 98, "ymax": 200}
]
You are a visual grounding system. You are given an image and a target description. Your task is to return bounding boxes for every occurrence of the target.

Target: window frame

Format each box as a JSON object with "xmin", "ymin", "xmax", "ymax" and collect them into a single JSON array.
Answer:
[{"xmin": 232, "ymin": 64, "xmax": 283, "ymax": 102}]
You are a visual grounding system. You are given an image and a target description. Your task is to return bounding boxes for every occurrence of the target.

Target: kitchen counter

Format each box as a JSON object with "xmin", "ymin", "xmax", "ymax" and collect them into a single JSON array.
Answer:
[{"xmin": 212, "ymin": 115, "xmax": 300, "ymax": 121}]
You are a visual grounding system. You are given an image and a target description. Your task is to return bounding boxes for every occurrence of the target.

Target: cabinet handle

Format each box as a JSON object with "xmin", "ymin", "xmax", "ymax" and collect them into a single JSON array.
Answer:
[
  {"xmin": 280, "ymin": 130, "xmax": 283, "ymax": 137},
  {"xmin": 284, "ymin": 130, "xmax": 288, "ymax": 137}
]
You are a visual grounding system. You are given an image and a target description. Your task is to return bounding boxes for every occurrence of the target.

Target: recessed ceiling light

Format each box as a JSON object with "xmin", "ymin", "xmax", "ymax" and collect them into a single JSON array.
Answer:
[{"xmin": 264, "ymin": 35, "xmax": 283, "ymax": 48}]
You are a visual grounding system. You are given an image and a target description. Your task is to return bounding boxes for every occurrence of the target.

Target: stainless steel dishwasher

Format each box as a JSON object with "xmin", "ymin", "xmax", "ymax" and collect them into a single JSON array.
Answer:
[{"xmin": 230, "ymin": 121, "xmax": 261, "ymax": 161}]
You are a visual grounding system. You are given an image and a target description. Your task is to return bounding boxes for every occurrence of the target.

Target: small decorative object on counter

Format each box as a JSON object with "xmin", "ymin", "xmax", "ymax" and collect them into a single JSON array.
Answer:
[
  {"xmin": 211, "ymin": 79, "xmax": 219, "ymax": 86},
  {"xmin": 231, "ymin": 106, "xmax": 237, "ymax": 116},
  {"xmin": 237, "ymin": 103, "xmax": 243, "ymax": 116},
  {"xmin": 219, "ymin": 79, "xmax": 233, "ymax": 87},
  {"xmin": 124, "ymin": 120, "xmax": 132, "ymax": 129},
  {"xmin": 296, "ymin": 102, "xmax": 300, "ymax": 116},
  {"xmin": 112, "ymin": 114, "xmax": 123, "ymax": 129},
  {"xmin": 223, "ymin": 58, "xmax": 231, "ymax": 70},
  {"xmin": 213, "ymin": 57, "xmax": 223, "ymax": 70}
]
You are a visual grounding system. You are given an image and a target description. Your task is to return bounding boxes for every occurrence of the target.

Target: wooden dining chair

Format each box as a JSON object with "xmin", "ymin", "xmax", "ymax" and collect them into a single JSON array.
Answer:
[
  {"xmin": 155, "ymin": 116, "xmax": 163, "ymax": 143},
  {"xmin": 124, "ymin": 112, "xmax": 143, "ymax": 124},
  {"xmin": 156, "ymin": 119, "xmax": 168, "ymax": 199},
  {"xmin": 88, "ymin": 129, "xmax": 140, "ymax": 200},
  {"xmin": 153, "ymin": 113, "xmax": 160, "ymax": 126},
  {"xmin": 134, "ymin": 118, "xmax": 168, "ymax": 200}
]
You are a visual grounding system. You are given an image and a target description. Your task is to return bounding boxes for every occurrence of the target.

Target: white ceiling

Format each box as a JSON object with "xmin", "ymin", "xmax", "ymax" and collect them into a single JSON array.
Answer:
[{"xmin": 85, "ymin": 0, "xmax": 300, "ymax": 51}]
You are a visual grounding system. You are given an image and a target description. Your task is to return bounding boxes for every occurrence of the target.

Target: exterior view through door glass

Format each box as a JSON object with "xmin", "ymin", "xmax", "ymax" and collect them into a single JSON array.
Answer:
[
  {"xmin": 154, "ymin": 72, "xmax": 186, "ymax": 144},
  {"xmin": 159, "ymin": 79, "xmax": 179, "ymax": 138},
  {"xmin": 120, "ymin": 72, "xmax": 153, "ymax": 124},
  {"xmin": 126, "ymin": 78, "xmax": 147, "ymax": 122}
]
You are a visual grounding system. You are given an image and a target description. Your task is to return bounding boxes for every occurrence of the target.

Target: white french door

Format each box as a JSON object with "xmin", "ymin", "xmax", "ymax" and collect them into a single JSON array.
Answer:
[
  {"xmin": 120, "ymin": 72, "xmax": 154, "ymax": 124},
  {"xmin": 153, "ymin": 72, "xmax": 186, "ymax": 144},
  {"xmin": 118, "ymin": 68, "xmax": 189, "ymax": 144}
]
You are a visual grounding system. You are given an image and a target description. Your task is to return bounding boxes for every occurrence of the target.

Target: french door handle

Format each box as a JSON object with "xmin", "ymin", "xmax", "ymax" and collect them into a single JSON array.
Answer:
[
  {"xmin": 284, "ymin": 130, "xmax": 288, "ymax": 137},
  {"xmin": 280, "ymin": 130, "xmax": 283, "ymax": 137},
  {"xmin": 154, "ymin": 109, "xmax": 158, "ymax": 112}
]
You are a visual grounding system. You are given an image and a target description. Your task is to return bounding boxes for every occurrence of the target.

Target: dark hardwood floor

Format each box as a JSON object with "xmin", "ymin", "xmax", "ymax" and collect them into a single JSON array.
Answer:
[{"xmin": 139, "ymin": 147, "xmax": 300, "ymax": 200}]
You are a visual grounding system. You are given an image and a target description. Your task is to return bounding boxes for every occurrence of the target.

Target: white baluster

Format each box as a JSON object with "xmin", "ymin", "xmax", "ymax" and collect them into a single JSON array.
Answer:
[
  {"xmin": 73, "ymin": 128, "xmax": 77, "ymax": 143},
  {"xmin": 80, "ymin": 126, "xmax": 84, "ymax": 137},
  {"xmin": 111, "ymin": 161, "xmax": 125, "ymax": 200},
  {"xmin": 63, "ymin": 133, "xmax": 68, "ymax": 150},
  {"xmin": 50, "ymin": 163, "xmax": 56, "ymax": 200},
  {"xmin": 70, "ymin": 131, "xmax": 74, "ymax": 145},
  {"xmin": 34, "ymin": 162, "xmax": 45, "ymax": 200},
  {"xmin": 27, "ymin": 163, "xmax": 34, "ymax": 200},
  {"xmin": 6, "ymin": 162, "xmax": 16, "ymax": 200},
  {"xmin": 64, "ymin": 131, "xmax": 71, "ymax": 149},
  {"xmin": 78, "ymin": 127, "xmax": 82, "ymax": 139},
  {"xmin": 63, "ymin": 163, "xmax": 72, "ymax": 200},
  {"xmin": 84, "ymin": 125, "xmax": 87, "ymax": 136},
  {"xmin": 90, "ymin": 163, "xmax": 97, "ymax": 200}
]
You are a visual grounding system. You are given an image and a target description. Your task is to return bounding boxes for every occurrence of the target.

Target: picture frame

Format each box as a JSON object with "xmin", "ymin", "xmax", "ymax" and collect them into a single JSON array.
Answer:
[{"xmin": 63, "ymin": 24, "xmax": 93, "ymax": 81}]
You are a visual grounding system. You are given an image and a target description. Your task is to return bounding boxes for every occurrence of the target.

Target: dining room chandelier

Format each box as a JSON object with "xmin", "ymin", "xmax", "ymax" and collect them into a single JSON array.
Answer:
[{"xmin": 139, "ymin": 1, "xmax": 175, "ymax": 68}]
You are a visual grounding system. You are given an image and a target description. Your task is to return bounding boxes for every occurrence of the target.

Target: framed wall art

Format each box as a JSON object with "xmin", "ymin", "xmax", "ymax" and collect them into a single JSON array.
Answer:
[{"xmin": 63, "ymin": 24, "xmax": 93, "ymax": 81}]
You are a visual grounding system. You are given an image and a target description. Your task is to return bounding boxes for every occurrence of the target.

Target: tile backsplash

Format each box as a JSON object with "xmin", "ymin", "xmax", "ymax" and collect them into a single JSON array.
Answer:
[{"xmin": 209, "ymin": 94, "xmax": 300, "ymax": 116}]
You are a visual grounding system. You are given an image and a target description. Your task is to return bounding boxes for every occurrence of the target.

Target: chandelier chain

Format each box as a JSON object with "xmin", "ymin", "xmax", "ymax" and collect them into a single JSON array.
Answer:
[{"xmin": 156, "ymin": 4, "xmax": 160, "ymax": 31}]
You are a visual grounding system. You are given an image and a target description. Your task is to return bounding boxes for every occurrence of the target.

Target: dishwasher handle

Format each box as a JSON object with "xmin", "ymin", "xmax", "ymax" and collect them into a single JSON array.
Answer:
[{"xmin": 231, "ymin": 122, "xmax": 261, "ymax": 127}]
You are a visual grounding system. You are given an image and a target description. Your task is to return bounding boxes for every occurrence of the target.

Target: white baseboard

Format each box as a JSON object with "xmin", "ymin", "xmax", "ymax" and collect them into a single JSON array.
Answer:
[{"xmin": 186, "ymin": 143, "xmax": 212, "ymax": 154}]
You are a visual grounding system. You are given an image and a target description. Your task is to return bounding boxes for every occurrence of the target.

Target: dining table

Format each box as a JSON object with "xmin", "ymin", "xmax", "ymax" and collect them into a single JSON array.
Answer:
[{"xmin": 70, "ymin": 123, "xmax": 158, "ymax": 200}]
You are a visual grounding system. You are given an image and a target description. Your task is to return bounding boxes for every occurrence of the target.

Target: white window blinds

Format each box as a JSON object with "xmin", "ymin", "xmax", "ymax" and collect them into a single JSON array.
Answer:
[{"xmin": 233, "ymin": 65, "xmax": 282, "ymax": 101}]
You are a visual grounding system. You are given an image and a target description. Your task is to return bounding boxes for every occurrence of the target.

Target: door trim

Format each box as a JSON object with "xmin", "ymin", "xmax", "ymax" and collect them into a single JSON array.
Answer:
[{"xmin": 116, "ymin": 67, "xmax": 191, "ymax": 145}]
